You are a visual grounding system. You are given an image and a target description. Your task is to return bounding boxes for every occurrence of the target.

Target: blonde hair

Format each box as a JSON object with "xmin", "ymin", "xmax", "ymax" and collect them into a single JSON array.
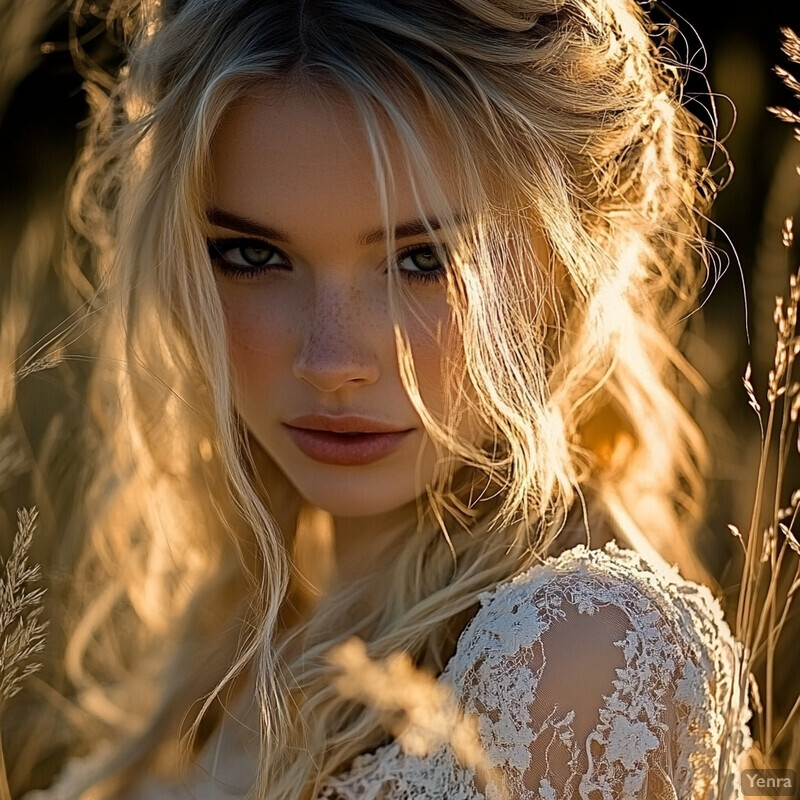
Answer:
[{"xmin": 23, "ymin": 0, "xmax": 720, "ymax": 796}]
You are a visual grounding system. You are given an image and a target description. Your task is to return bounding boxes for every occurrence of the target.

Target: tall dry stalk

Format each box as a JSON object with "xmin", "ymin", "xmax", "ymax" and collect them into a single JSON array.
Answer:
[
  {"xmin": 719, "ymin": 26, "xmax": 800, "ymax": 790},
  {"xmin": 0, "ymin": 2, "xmax": 61, "ymax": 794},
  {"xmin": 328, "ymin": 636, "xmax": 513, "ymax": 799},
  {"xmin": 0, "ymin": 508, "xmax": 48, "ymax": 800}
]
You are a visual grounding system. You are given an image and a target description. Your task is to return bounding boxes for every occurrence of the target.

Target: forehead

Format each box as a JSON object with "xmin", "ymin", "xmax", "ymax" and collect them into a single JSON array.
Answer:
[{"xmin": 209, "ymin": 83, "xmax": 457, "ymax": 230}]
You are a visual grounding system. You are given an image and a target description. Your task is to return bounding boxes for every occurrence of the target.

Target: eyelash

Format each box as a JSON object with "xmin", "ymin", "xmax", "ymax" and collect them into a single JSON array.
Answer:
[{"xmin": 206, "ymin": 237, "xmax": 447, "ymax": 285}]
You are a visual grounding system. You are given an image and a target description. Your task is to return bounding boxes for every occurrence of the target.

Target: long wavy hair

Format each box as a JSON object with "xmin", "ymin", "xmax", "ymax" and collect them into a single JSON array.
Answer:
[{"xmin": 22, "ymin": 0, "xmax": 722, "ymax": 796}]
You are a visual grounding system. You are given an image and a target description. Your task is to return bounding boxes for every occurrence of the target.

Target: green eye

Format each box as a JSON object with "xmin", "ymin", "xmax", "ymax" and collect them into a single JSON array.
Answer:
[
  {"xmin": 207, "ymin": 237, "xmax": 288, "ymax": 277},
  {"xmin": 396, "ymin": 245, "xmax": 447, "ymax": 284},
  {"xmin": 234, "ymin": 245, "xmax": 274, "ymax": 266},
  {"xmin": 407, "ymin": 249, "xmax": 440, "ymax": 270}
]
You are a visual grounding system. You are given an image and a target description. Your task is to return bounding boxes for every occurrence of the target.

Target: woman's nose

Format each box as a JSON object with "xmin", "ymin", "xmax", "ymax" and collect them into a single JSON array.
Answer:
[{"xmin": 292, "ymin": 284, "xmax": 381, "ymax": 391}]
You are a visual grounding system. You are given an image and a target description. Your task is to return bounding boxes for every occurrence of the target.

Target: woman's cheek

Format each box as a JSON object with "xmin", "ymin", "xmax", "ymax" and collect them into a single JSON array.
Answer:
[
  {"xmin": 402, "ymin": 301, "xmax": 459, "ymax": 417},
  {"xmin": 218, "ymin": 285, "xmax": 292, "ymax": 367}
]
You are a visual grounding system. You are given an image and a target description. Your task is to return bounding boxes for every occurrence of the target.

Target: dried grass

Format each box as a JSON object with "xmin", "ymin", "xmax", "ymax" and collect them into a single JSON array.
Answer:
[
  {"xmin": 328, "ymin": 637, "xmax": 509, "ymax": 799},
  {"xmin": 719, "ymin": 26, "xmax": 800, "ymax": 790},
  {"xmin": 0, "ymin": 508, "xmax": 47, "ymax": 799}
]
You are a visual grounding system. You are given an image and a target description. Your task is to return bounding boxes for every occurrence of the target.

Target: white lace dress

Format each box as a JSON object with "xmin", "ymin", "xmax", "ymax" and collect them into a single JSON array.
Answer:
[{"xmin": 25, "ymin": 541, "xmax": 753, "ymax": 800}]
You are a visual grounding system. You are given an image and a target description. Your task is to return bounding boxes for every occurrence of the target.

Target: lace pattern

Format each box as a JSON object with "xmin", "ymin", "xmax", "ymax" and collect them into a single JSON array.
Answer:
[{"xmin": 319, "ymin": 542, "xmax": 752, "ymax": 800}]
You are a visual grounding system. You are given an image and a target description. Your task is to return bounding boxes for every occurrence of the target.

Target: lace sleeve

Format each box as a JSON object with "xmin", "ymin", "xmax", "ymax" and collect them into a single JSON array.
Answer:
[
  {"xmin": 321, "ymin": 541, "xmax": 752, "ymax": 800},
  {"xmin": 459, "ymin": 593, "xmax": 675, "ymax": 798},
  {"xmin": 448, "ymin": 542, "xmax": 752, "ymax": 799}
]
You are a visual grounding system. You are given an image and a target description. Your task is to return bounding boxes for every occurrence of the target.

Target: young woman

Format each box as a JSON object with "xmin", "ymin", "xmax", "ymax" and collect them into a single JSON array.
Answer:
[{"xmin": 17, "ymin": 0, "xmax": 753, "ymax": 797}]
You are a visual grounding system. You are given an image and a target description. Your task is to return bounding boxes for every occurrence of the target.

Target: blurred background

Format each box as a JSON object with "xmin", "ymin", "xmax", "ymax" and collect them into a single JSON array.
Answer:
[{"xmin": 0, "ymin": 0, "xmax": 798, "ymax": 790}]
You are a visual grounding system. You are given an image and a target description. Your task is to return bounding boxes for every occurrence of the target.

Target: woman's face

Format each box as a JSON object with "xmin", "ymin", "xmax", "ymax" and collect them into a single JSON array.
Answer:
[{"xmin": 208, "ymin": 84, "xmax": 485, "ymax": 519}]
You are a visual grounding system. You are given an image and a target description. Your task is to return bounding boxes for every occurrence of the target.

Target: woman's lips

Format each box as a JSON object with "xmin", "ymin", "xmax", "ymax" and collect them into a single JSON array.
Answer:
[{"xmin": 283, "ymin": 425, "xmax": 413, "ymax": 466}]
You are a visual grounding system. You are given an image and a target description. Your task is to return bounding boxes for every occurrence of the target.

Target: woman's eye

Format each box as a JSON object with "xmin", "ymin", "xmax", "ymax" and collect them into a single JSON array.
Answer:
[
  {"xmin": 395, "ymin": 245, "xmax": 448, "ymax": 284},
  {"xmin": 207, "ymin": 238, "xmax": 287, "ymax": 274},
  {"xmin": 227, "ymin": 245, "xmax": 275, "ymax": 267}
]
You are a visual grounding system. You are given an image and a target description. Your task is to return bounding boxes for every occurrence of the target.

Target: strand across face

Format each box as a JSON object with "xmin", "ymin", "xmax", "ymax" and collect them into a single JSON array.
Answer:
[{"xmin": 207, "ymin": 83, "xmax": 485, "ymax": 520}]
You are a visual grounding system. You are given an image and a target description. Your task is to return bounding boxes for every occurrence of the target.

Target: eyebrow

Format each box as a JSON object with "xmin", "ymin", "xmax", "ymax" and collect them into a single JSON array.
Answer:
[{"xmin": 206, "ymin": 206, "xmax": 461, "ymax": 246}]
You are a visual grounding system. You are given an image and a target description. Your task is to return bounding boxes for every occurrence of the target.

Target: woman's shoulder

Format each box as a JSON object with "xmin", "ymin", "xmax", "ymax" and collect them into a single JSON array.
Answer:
[
  {"xmin": 440, "ymin": 538, "xmax": 753, "ymax": 797},
  {"xmin": 483, "ymin": 537, "xmax": 719, "ymax": 603},
  {"xmin": 452, "ymin": 538, "xmax": 738, "ymax": 673},
  {"xmin": 445, "ymin": 538, "xmax": 748, "ymax": 706}
]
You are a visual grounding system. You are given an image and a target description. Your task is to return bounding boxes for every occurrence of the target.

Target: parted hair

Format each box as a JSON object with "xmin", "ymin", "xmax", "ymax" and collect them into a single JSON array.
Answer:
[{"xmin": 24, "ymin": 0, "xmax": 721, "ymax": 796}]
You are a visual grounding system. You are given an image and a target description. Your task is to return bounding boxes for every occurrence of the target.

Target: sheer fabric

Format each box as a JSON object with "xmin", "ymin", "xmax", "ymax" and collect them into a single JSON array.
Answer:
[
  {"xmin": 25, "ymin": 541, "xmax": 753, "ymax": 799},
  {"xmin": 319, "ymin": 542, "xmax": 752, "ymax": 800}
]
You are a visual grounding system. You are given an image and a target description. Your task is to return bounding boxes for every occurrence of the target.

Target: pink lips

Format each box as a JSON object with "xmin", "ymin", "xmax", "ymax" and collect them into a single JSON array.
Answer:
[{"xmin": 283, "ymin": 414, "xmax": 414, "ymax": 466}]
